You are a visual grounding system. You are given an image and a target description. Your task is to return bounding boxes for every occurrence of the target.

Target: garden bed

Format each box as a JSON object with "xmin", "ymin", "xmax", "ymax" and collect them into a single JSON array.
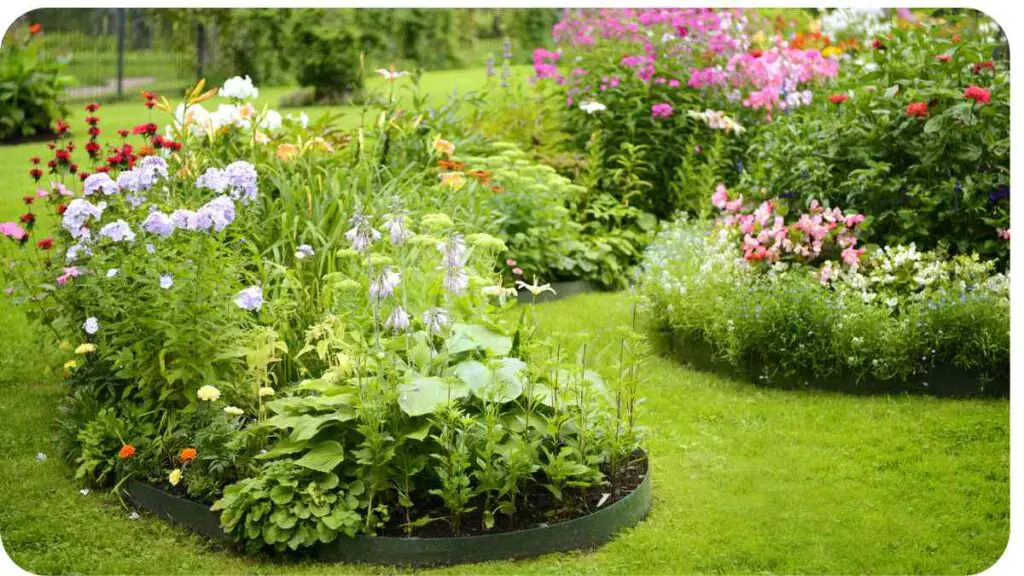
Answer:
[{"xmin": 121, "ymin": 450, "xmax": 651, "ymax": 566}]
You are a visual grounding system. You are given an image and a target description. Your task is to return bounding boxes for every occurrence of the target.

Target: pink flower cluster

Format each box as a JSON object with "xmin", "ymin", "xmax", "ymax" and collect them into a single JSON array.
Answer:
[
  {"xmin": 651, "ymin": 102, "xmax": 674, "ymax": 119},
  {"xmin": 533, "ymin": 48, "xmax": 561, "ymax": 80},
  {"xmin": 712, "ymin": 185, "xmax": 865, "ymax": 268}
]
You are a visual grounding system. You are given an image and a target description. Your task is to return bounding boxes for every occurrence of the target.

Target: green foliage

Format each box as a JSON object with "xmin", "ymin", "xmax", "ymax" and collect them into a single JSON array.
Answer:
[
  {"xmin": 0, "ymin": 26, "xmax": 72, "ymax": 141},
  {"xmin": 217, "ymin": 9, "xmax": 296, "ymax": 86},
  {"xmin": 290, "ymin": 10, "xmax": 367, "ymax": 101}
]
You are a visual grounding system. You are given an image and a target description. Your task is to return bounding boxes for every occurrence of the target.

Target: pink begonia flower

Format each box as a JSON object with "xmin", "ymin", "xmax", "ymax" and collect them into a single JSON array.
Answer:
[
  {"xmin": 841, "ymin": 246, "xmax": 865, "ymax": 269},
  {"xmin": 668, "ymin": 79, "xmax": 681, "ymax": 88},
  {"xmin": 845, "ymin": 214, "xmax": 865, "ymax": 228}
]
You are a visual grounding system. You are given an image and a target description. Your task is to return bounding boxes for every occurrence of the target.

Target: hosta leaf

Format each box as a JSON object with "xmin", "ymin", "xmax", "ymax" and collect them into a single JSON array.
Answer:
[
  {"xmin": 446, "ymin": 323, "xmax": 512, "ymax": 355},
  {"xmin": 270, "ymin": 485, "xmax": 294, "ymax": 505},
  {"xmin": 398, "ymin": 375, "xmax": 468, "ymax": 416},
  {"xmin": 294, "ymin": 440, "xmax": 345, "ymax": 473}
]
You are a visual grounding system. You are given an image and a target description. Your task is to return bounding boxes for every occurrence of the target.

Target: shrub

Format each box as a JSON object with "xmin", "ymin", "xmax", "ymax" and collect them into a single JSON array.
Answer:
[
  {"xmin": 291, "ymin": 10, "xmax": 366, "ymax": 101},
  {"xmin": 0, "ymin": 23, "xmax": 71, "ymax": 142}
]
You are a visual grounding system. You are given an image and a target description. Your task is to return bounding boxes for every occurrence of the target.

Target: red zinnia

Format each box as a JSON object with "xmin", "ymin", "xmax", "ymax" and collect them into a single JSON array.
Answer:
[
  {"xmin": 972, "ymin": 60, "xmax": 994, "ymax": 74},
  {"xmin": 906, "ymin": 102, "xmax": 929, "ymax": 118},
  {"xmin": 828, "ymin": 93, "xmax": 849, "ymax": 105},
  {"xmin": 118, "ymin": 444, "xmax": 136, "ymax": 460},
  {"xmin": 85, "ymin": 103, "xmax": 100, "ymax": 113},
  {"xmin": 964, "ymin": 85, "xmax": 991, "ymax": 104},
  {"xmin": 132, "ymin": 123, "xmax": 158, "ymax": 136},
  {"xmin": 77, "ymin": 172, "xmax": 89, "ymax": 182},
  {"xmin": 29, "ymin": 23, "xmax": 42, "ymax": 35},
  {"xmin": 30, "ymin": 168, "xmax": 42, "ymax": 181},
  {"xmin": 935, "ymin": 54, "xmax": 951, "ymax": 63},
  {"xmin": 19, "ymin": 213, "xmax": 35, "ymax": 225},
  {"xmin": 23, "ymin": 195, "xmax": 34, "ymax": 205},
  {"xmin": 37, "ymin": 237, "xmax": 53, "ymax": 250}
]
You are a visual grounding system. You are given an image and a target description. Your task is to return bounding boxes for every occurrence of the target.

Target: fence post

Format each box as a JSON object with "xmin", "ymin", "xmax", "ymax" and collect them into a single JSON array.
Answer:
[{"xmin": 116, "ymin": 8, "xmax": 126, "ymax": 97}]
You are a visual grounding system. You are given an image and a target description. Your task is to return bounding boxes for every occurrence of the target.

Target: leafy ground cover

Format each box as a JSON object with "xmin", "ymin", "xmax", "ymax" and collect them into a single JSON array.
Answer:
[{"xmin": 0, "ymin": 292, "xmax": 1009, "ymax": 574}]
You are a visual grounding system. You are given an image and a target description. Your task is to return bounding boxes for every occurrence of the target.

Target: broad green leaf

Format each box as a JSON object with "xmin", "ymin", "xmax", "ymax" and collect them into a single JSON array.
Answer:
[
  {"xmin": 270, "ymin": 485, "xmax": 294, "ymax": 505},
  {"xmin": 446, "ymin": 323, "xmax": 512, "ymax": 355},
  {"xmin": 398, "ymin": 375, "xmax": 468, "ymax": 416},
  {"xmin": 294, "ymin": 440, "xmax": 345, "ymax": 473},
  {"xmin": 404, "ymin": 420, "xmax": 433, "ymax": 441},
  {"xmin": 454, "ymin": 360, "xmax": 492, "ymax": 396}
]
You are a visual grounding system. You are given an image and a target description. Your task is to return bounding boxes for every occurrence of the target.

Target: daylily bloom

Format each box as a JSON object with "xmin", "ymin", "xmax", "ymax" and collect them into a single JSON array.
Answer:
[
  {"xmin": 432, "ymin": 136, "xmax": 455, "ymax": 156},
  {"xmin": 516, "ymin": 276, "xmax": 557, "ymax": 297},
  {"xmin": 376, "ymin": 66, "xmax": 409, "ymax": 81}
]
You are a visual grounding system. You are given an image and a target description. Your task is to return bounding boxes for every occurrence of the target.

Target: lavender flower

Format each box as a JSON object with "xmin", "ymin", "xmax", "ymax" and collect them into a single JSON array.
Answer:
[
  {"xmin": 383, "ymin": 211, "xmax": 411, "ymax": 246},
  {"xmin": 224, "ymin": 161, "xmax": 259, "ymax": 204},
  {"xmin": 443, "ymin": 267, "xmax": 469, "ymax": 295},
  {"xmin": 159, "ymin": 274, "xmax": 174, "ymax": 289},
  {"xmin": 82, "ymin": 173, "xmax": 118, "ymax": 196},
  {"xmin": 140, "ymin": 155, "xmax": 169, "ymax": 181},
  {"xmin": 65, "ymin": 242, "xmax": 92, "ymax": 263},
  {"xmin": 385, "ymin": 305, "xmax": 411, "ymax": 333},
  {"xmin": 125, "ymin": 193, "xmax": 147, "ymax": 209},
  {"xmin": 83, "ymin": 317, "xmax": 99, "ymax": 335},
  {"xmin": 170, "ymin": 209, "xmax": 196, "ymax": 229},
  {"xmin": 98, "ymin": 220, "xmax": 136, "ymax": 243},
  {"xmin": 106, "ymin": 268, "xmax": 119, "ymax": 278},
  {"xmin": 422, "ymin": 307, "xmax": 450, "ymax": 334},
  {"xmin": 62, "ymin": 199, "xmax": 105, "ymax": 238},
  {"xmin": 503, "ymin": 37, "xmax": 513, "ymax": 61},
  {"xmin": 142, "ymin": 211, "xmax": 175, "ymax": 238},
  {"xmin": 486, "ymin": 54, "xmax": 495, "ymax": 77},
  {"xmin": 369, "ymin": 267, "xmax": 401, "ymax": 301},
  {"xmin": 235, "ymin": 285, "xmax": 263, "ymax": 311},
  {"xmin": 146, "ymin": 243, "xmax": 156, "ymax": 254},
  {"xmin": 438, "ymin": 234, "xmax": 468, "ymax": 295},
  {"xmin": 295, "ymin": 244, "xmax": 315, "ymax": 259},
  {"xmin": 345, "ymin": 210, "xmax": 381, "ymax": 253},
  {"xmin": 196, "ymin": 167, "xmax": 228, "ymax": 193},
  {"xmin": 197, "ymin": 196, "xmax": 236, "ymax": 232}
]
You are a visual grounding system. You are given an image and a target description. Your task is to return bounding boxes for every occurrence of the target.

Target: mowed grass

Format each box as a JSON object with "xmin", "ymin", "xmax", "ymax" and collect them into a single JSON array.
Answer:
[
  {"xmin": 0, "ymin": 65, "xmax": 529, "ymax": 222},
  {"xmin": 0, "ymin": 292, "xmax": 1009, "ymax": 574}
]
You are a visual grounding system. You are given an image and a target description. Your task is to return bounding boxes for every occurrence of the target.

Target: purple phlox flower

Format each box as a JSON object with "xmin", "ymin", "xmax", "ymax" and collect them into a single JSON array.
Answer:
[
  {"xmin": 62, "ymin": 199, "xmax": 105, "ymax": 238},
  {"xmin": 170, "ymin": 209, "xmax": 196, "ymax": 229},
  {"xmin": 196, "ymin": 167, "xmax": 228, "ymax": 194},
  {"xmin": 295, "ymin": 244, "xmax": 315, "ymax": 259},
  {"xmin": 159, "ymin": 274, "xmax": 174, "ymax": 289},
  {"xmin": 235, "ymin": 285, "xmax": 263, "ymax": 311},
  {"xmin": 422, "ymin": 307, "xmax": 451, "ymax": 334},
  {"xmin": 345, "ymin": 210, "xmax": 380, "ymax": 252},
  {"xmin": 223, "ymin": 161, "xmax": 259, "ymax": 204},
  {"xmin": 125, "ymin": 193, "xmax": 147, "ymax": 209},
  {"xmin": 142, "ymin": 211, "xmax": 175, "ymax": 238},
  {"xmin": 65, "ymin": 242, "xmax": 92, "ymax": 263},
  {"xmin": 139, "ymin": 155, "xmax": 169, "ymax": 181},
  {"xmin": 385, "ymin": 305, "xmax": 411, "ymax": 333},
  {"xmin": 56, "ymin": 266, "xmax": 81, "ymax": 285},
  {"xmin": 369, "ymin": 267, "xmax": 401, "ymax": 301},
  {"xmin": 146, "ymin": 243, "xmax": 156, "ymax": 254},
  {"xmin": 83, "ymin": 317, "xmax": 99, "ymax": 334},
  {"xmin": 98, "ymin": 219, "xmax": 136, "ymax": 243},
  {"xmin": 196, "ymin": 196, "xmax": 236, "ymax": 232},
  {"xmin": 83, "ymin": 173, "xmax": 118, "ymax": 196}
]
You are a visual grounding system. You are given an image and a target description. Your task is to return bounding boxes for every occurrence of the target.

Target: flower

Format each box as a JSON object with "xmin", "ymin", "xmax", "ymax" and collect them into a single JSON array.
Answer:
[
  {"xmin": 972, "ymin": 60, "xmax": 995, "ymax": 74},
  {"xmin": 63, "ymin": 360, "xmax": 78, "ymax": 371},
  {"xmin": 80, "ymin": 489, "xmax": 89, "ymax": 496},
  {"xmin": 432, "ymin": 136, "xmax": 455, "ymax": 156},
  {"xmin": 168, "ymin": 469, "xmax": 182, "ymax": 486},
  {"xmin": 439, "ymin": 171, "xmax": 466, "ymax": 190},
  {"xmin": 276, "ymin": 143, "xmax": 299, "ymax": 161},
  {"xmin": 385, "ymin": 306, "xmax": 411, "ymax": 333},
  {"xmin": 35, "ymin": 452, "xmax": 47, "ymax": 462},
  {"xmin": 579, "ymin": 100, "xmax": 607, "ymax": 114},
  {"xmin": 196, "ymin": 161, "xmax": 258, "ymax": 204},
  {"xmin": 936, "ymin": 54, "xmax": 952, "ymax": 63},
  {"xmin": 376, "ymin": 67, "xmax": 409, "ymax": 81},
  {"xmin": 36, "ymin": 237, "xmax": 53, "ymax": 250},
  {"xmin": 828, "ymin": 93, "xmax": 849, "ymax": 105},
  {"xmin": 29, "ymin": 23, "xmax": 42, "ymax": 35},
  {"xmin": 159, "ymin": 274, "xmax": 174, "ymax": 290},
  {"xmin": 906, "ymin": 102, "xmax": 929, "ymax": 118},
  {"xmin": 197, "ymin": 385, "xmax": 221, "ymax": 402},
  {"xmin": 516, "ymin": 276, "xmax": 557, "ymax": 297},
  {"xmin": 651, "ymin": 102, "xmax": 674, "ymax": 119},
  {"xmin": 506, "ymin": 258, "xmax": 517, "ymax": 267},
  {"xmin": 258, "ymin": 386, "xmax": 275, "ymax": 397},
  {"xmin": 259, "ymin": 110, "xmax": 283, "ymax": 132},
  {"xmin": 118, "ymin": 444, "xmax": 136, "ymax": 460},
  {"xmin": 235, "ymin": 286, "xmax": 264, "ymax": 311},
  {"xmin": 98, "ymin": 220, "xmax": 136, "ymax": 243},
  {"xmin": 223, "ymin": 406, "xmax": 244, "ymax": 416},
  {"xmin": 57, "ymin": 266, "xmax": 81, "ymax": 286},
  {"xmin": 83, "ymin": 317, "xmax": 99, "ymax": 335},
  {"xmin": 106, "ymin": 268, "xmax": 119, "ymax": 278},
  {"xmin": 295, "ymin": 244, "xmax": 315, "ymax": 259},
  {"xmin": 142, "ymin": 211, "xmax": 175, "ymax": 238},
  {"xmin": 512, "ymin": 267, "xmax": 523, "ymax": 276},
  {"xmin": 62, "ymin": 199, "xmax": 105, "ymax": 238},
  {"xmin": 220, "ymin": 75, "xmax": 259, "ymax": 100},
  {"xmin": 369, "ymin": 267, "xmax": 401, "ymax": 300},
  {"xmin": 841, "ymin": 246, "xmax": 866, "ymax": 270},
  {"xmin": 75, "ymin": 343, "xmax": 97, "ymax": 354},
  {"xmin": 128, "ymin": 512, "xmax": 140, "ymax": 521},
  {"xmin": 964, "ymin": 85, "xmax": 991, "ymax": 104},
  {"xmin": 345, "ymin": 210, "xmax": 381, "ymax": 252},
  {"xmin": 180, "ymin": 447, "xmax": 197, "ymax": 462},
  {"xmin": 1, "ymin": 222, "xmax": 26, "ymax": 241},
  {"xmin": 422, "ymin": 307, "xmax": 451, "ymax": 334},
  {"xmin": 997, "ymin": 228, "xmax": 1011, "ymax": 241}
]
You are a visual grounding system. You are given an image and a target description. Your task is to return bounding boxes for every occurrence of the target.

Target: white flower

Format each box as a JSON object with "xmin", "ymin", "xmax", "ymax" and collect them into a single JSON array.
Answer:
[
  {"xmin": 159, "ymin": 274, "xmax": 174, "ymax": 290},
  {"xmin": 259, "ymin": 109, "xmax": 283, "ymax": 132},
  {"xmin": 224, "ymin": 406, "xmax": 244, "ymax": 416},
  {"xmin": 376, "ymin": 68, "xmax": 409, "ymax": 81},
  {"xmin": 579, "ymin": 100, "xmax": 607, "ymax": 114},
  {"xmin": 295, "ymin": 244, "xmax": 315, "ymax": 260},
  {"xmin": 197, "ymin": 385, "xmax": 221, "ymax": 402},
  {"xmin": 35, "ymin": 452, "xmax": 47, "ymax": 462},
  {"xmin": 516, "ymin": 277, "xmax": 557, "ymax": 297},
  {"xmin": 258, "ymin": 386, "xmax": 275, "ymax": 397},
  {"xmin": 83, "ymin": 317, "xmax": 99, "ymax": 335},
  {"xmin": 129, "ymin": 511, "xmax": 140, "ymax": 520},
  {"xmin": 220, "ymin": 75, "xmax": 259, "ymax": 100},
  {"xmin": 80, "ymin": 489, "xmax": 90, "ymax": 496},
  {"xmin": 106, "ymin": 268, "xmax": 119, "ymax": 278},
  {"xmin": 169, "ymin": 468, "xmax": 182, "ymax": 486}
]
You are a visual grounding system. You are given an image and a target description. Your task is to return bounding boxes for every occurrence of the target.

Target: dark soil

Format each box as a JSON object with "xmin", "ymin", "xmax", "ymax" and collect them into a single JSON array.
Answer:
[{"xmin": 380, "ymin": 449, "xmax": 648, "ymax": 538}]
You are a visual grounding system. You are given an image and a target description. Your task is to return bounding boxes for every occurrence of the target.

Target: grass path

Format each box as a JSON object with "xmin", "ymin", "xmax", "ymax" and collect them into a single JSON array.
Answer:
[{"xmin": 0, "ymin": 292, "xmax": 1009, "ymax": 574}]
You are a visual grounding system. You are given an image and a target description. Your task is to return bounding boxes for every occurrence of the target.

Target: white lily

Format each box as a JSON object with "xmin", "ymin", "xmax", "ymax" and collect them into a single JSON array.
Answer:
[
  {"xmin": 579, "ymin": 100, "xmax": 607, "ymax": 114},
  {"xmin": 516, "ymin": 276, "xmax": 557, "ymax": 297}
]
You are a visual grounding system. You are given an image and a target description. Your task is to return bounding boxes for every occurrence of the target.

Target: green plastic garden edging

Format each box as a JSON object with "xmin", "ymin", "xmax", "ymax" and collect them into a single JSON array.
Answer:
[
  {"xmin": 121, "ymin": 455, "xmax": 652, "ymax": 566},
  {"xmin": 666, "ymin": 331, "xmax": 1008, "ymax": 396},
  {"xmin": 516, "ymin": 280, "xmax": 599, "ymax": 304}
]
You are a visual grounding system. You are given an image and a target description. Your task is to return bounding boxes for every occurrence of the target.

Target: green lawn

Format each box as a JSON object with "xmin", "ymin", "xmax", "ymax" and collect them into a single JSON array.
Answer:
[
  {"xmin": 0, "ymin": 65, "xmax": 529, "ymax": 222},
  {"xmin": 0, "ymin": 292, "xmax": 1009, "ymax": 574}
]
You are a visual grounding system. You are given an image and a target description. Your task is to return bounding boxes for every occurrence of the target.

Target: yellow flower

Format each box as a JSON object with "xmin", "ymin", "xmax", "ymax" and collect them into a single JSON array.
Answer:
[
  {"xmin": 75, "ymin": 343, "xmax": 97, "ymax": 355},
  {"xmin": 63, "ymin": 360, "xmax": 78, "ymax": 371},
  {"xmin": 197, "ymin": 385, "xmax": 221, "ymax": 402},
  {"xmin": 822, "ymin": 46, "xmax": 844, "ymax": 58},
  {"xmin": 432, "ymin": 136, "xmax": 455, "ymax": 156},
  {"xmin": 258, "ymin": 386, "xmax": 275, "ymax": 397},
  {"xmin": 59, "ymin": 340, "xmax": 73, "ymax": 352},
  {"xmin": 438, "ymin": 172, "xmax": 466, "ymax": 191},
  {"xmin": 168, "ymin": 468, "xmax": 182, "ymax": 487},
  {"xmin": 223, "ymin": 406, "xmax": 244, "ymax": 416},
  {"xmin": 276, "ymin": 143, "xmax": 299, "ymax": 161}
]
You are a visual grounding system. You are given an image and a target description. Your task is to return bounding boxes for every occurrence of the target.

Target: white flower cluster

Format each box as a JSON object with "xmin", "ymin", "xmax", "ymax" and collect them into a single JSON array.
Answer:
[{"xmin": 820, "ymin": 8, "xmax": 892, "ymax": 43}]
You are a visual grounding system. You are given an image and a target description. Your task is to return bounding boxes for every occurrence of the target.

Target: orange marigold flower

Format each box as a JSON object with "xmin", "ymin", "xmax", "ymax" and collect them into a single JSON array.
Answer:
[
  {"xmin": 118, "ymin": 444, "xmax": 136, "ymax": 460},
  {"xmin": 179, "ymin": 447, "xmax": 197, "ymax": 462}
]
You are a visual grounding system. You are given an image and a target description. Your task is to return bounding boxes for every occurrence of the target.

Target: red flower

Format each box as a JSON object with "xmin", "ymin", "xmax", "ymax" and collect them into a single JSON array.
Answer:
[
  {"xmin": 828, "ymin": 93, "xmax": 849, "ymax": 105},
  {"xmin": 95, "ymin": 166, "xmax": 110, "ymax": 174},
  {"xmin": 144, "ymin": 101, "xmax": 156, "ymax": 109},
  {"xmin": 55, "ymin": 149, "xmax": 70, "ymax": 162},
  {"xmin": 953, "ymin": 33, "xmax": 962, "ymax": 43},
  {"xmin": 19, "ymin": 213, "xmax": 35, "ymax": 225},
  {"xmin": 117, "ymin": 129, "xmax": 129, "ymax": 138},
  {"xmin": 47, "ymin": 159, "xmax": 57, "ymax": 169},
  {"xmin": 141, "ymin": 91, "xmax": 157, "ymax": 101},
  {"xmin": 69, "ymin": 163, "xmax": 78, "ymax": 174},
  {"xmin": 30, "ymin": 168, "xmax": 42, "ymax": 181},
  {"xmin": 88, "ymin": 126, "xmax": 101, "ymax": 137},
  {"xmin": 85, "ymin": 103, "xmax": 100, "ymax": 113},
  {"xmin": 750, "ymin": 49, "xmax": 763, "ymax": 58},
  {"xmin": 906, "ymin": 102, "xmax": 929, "ymax": 118},
  {"xmin": 179, "ymin": 447, "xmax": 197, "ymax": 462},
  {"xmin": 972, "ymin": 60, "xmax": 994, "ymax": 74},
  {"xmin": 935, "ymin": 54, "xmax": 951, "ymax": 63},
  {"xmin": 118, "ymin": 444, "xmax": 136, "ymax": 460},
  {"xmin": 85, "ymin": 116, "xmax": 100, "ymax": 126},
  {"xmin": 55, "ymin": 119, "xmax": 69, "ymax": 135},
  {"xmin": 57, "ymin": 204, "xmax": 67, "ymax": 215},
  {"xmin": 37, "ymin": 237, "xmax": 53, "ymax": 250},
  {"xmin": 169, "ymin": 141, "xmax": 183, "ymax": 151},
  {"xmin": 29, "ymin": 23, "xmax": 42, "ymax": 35},
  {"xmin": 86, "ymin": 141, "xmax": 101, "ymax": 157},
  {"xmin": 47, "ymin": 142, "xmax": 56, "ymax": 150},
  {"xmin": 77, "ymin": 172, "xmax": 89, "ymax": 182},
  {"xmin": 964, "ymin": 85, "xmax": 991, "ymax": 104},
  {"xmin": 132, "ymin": 123, "xmax": 158, "ymax": 136},
  {"xmin": 872, "ymin": 37, "xmax": 885, "ymax": 50},
  {"xmin": 23, "ymin": 195, "xmax": 34, "ymax": 205}
]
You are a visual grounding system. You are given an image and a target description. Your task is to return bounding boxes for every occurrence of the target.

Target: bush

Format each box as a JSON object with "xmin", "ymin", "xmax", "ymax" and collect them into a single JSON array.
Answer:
[
  {"xmin": 738, "ymin": 15, "xmax": 1009, "ymax": 262},
  {"xmin": 0, "ymin": 24, "xmax": 71, "ymax": 142},
  {"xmin": 638, "ymin": 217, "xmax": 1009, "ymax": 392},
  {"xmin": 291, "ymin": 10, "xmax": 367, "ymax": 101}
]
